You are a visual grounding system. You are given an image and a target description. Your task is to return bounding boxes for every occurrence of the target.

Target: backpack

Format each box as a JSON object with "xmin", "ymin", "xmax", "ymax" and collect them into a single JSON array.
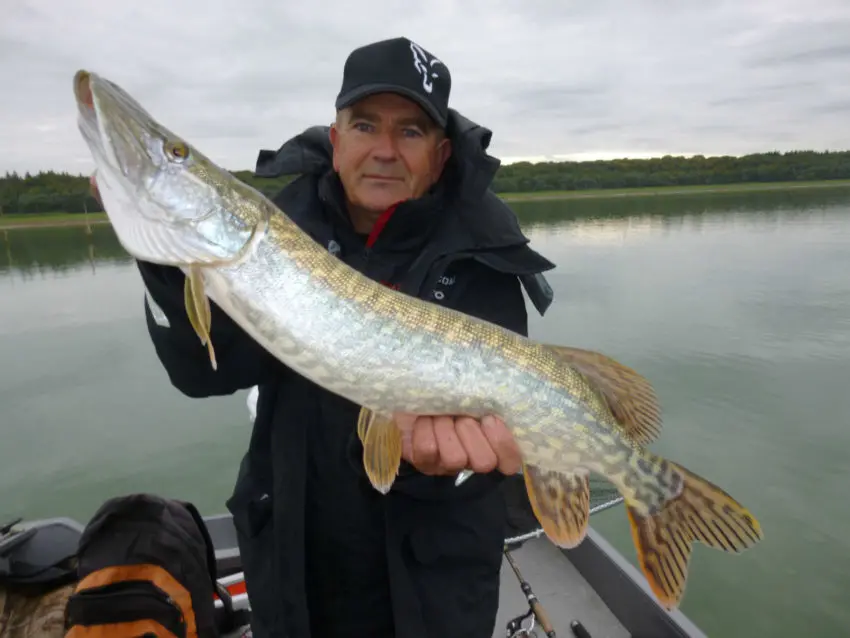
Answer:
[
  {"xmin": 62, "ymin": 493, "xmax": 243, "ymax": 638},
  {"xmin": 0, "ymin": 515, "xmax": 81, "ymax": 638}
]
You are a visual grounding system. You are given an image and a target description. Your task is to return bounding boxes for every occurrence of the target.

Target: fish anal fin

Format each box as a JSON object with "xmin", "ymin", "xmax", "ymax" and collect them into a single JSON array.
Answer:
[
  {"xmin": 359, "ymin": 407, "xmax": 402, "ymax": 495},
  {"xmin": 548, "ymin": 345, "xmax": 661, "ymax": 446},
  {"xmin": 183, "ymin": 266, "xmax": 217, "ymax": 370},
  {"xmin": 523, "ymin": 463, "xmax": 590, "ymax": 549},
  {"xmin": 626, "ymin": 458, "xmax": 764, "ymax": 610}
]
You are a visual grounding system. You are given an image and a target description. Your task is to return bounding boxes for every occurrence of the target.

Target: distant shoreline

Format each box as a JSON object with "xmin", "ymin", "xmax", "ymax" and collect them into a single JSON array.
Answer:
[
  {"xmin": 499, "ymin": 178, "xmax": 850, "ymax": 202},
  {"xmin": 3, "ymin": 178, "xmax": 850, "ymax": 230}
]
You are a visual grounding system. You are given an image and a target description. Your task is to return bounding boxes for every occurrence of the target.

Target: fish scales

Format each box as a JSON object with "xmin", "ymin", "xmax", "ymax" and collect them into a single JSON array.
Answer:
[{"xmin": 210, "ymin": 208, "xmax": 614, "ymax": 463}]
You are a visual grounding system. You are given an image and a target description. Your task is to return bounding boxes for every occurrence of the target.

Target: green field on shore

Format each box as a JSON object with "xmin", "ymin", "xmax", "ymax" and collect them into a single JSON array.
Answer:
[
  {"xmin": 3, "ymin": 178, "xmax": 850, "ymax": 229},
  {"xmin": 0, "ymin": 212, "xmax": 109, "ymax": 229}
]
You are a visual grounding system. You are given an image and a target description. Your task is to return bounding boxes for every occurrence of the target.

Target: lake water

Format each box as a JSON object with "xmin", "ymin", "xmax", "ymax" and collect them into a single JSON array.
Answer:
[{"xmin": 2, "ymin": 187, "xmax": 849, "ymax": 637}]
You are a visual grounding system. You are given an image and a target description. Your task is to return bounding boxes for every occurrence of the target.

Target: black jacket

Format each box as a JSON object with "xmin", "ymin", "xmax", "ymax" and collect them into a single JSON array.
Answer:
[{"xmin": 137, "ymin": 109, "xmax": 555, "ymax": 638}]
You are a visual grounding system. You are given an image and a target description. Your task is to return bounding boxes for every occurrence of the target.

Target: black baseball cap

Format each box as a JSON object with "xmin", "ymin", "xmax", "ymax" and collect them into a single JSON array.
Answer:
[{"xmin": 335, "ymin": 37, "xmax": 452, "ymax": 128}]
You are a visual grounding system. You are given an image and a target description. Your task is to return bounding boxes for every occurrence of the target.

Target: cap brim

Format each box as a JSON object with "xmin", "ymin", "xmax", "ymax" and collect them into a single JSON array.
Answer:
[{"xmin": 335, "ymin": 83, "xmax": 447, "ymax": 128}]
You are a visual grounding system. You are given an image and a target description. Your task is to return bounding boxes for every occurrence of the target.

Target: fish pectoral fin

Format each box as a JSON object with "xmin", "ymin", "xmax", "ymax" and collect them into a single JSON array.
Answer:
[
  {"xmin": 183, "ymin": 266, "xmax": 217, "ymax": 371},
  {"xmin": 523, "ymin": 463, "xmax": 590, "ymax": 549},
  {"xmin": 547, "ymin": 345, "xmax": 661, "ymax": 446},
  {"xmin": 359, "ymin": 407, "xmax": 402, "ymax": 495},
  {"xmin": 625, "ymin": 456, "xmax": 764, "ymax": 610},
  {"xmin": 183, "ymin": 269, "xmax": 205, "ymax": 344}
]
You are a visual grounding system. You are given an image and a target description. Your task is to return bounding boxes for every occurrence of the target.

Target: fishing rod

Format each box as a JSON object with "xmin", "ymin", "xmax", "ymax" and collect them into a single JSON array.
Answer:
[
  {"xmin": 501, "ymin": 493, "xmax": 624, "ymax": 638},
  {"xmin": 503, "ymin": 543, "xmax": 555, "ymax": 638},
  {"xmin": 503, "ymin": 543, "xmax": 594, "ymax": 638}
]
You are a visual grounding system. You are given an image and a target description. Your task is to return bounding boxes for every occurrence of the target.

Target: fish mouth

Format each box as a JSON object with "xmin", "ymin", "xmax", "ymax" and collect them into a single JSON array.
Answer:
[
  {"xmin": 73, "ymin": 70, "xmax": 103, "ymax": 154},
  {"xmin": 73, "ymin": 69, "xmax": 124, "ymax": 181},
  {"xmin": 72, "ymin": 69, "xmax": 160, "ymax": 215},
  {"xmin": 74, "ymin": 70, "xmax": 94, "ymax": 111}
]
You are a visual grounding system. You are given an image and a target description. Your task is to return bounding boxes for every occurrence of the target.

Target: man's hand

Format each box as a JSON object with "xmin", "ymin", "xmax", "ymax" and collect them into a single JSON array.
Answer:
[{"xmin": 394, "ymin": 413, "xmax": 522, "ymax": 477}]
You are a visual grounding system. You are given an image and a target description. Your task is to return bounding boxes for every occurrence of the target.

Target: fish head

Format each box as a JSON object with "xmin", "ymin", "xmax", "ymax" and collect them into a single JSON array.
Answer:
[{"xmin": 73, "ymin": 70, "xmax": 262, "ymax": 268}]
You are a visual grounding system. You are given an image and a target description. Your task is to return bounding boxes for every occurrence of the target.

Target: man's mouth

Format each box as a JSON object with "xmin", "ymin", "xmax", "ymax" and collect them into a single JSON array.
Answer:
[{"xmin": 364, "ymin": 174, "xmax": 403, "ymax": 182}]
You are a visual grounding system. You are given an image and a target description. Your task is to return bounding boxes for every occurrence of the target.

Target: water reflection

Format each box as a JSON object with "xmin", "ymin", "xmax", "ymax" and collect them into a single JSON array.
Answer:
[
  {"xmin": 511, "ymin": 184, "xmax": 850, "ymax": 231},
  {"xmin": 0, "ymin": 224, "xmax": 132, "ymax": 281}
]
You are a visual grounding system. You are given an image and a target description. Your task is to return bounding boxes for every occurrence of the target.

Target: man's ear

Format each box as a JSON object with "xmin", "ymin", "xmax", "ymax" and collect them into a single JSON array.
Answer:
[
  {"xmin": 436, "ymin": 137, "xmax": 452, "ymax": 172},
  {"xmin": 329, "ymin": 123, "xmax": 340, "ymax": 172}
]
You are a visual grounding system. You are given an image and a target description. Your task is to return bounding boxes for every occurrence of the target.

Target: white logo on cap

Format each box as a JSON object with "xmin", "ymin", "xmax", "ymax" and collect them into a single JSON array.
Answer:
[{"xmin": 410, "ymin": 42, "xmax": 443, "ymax": 94}]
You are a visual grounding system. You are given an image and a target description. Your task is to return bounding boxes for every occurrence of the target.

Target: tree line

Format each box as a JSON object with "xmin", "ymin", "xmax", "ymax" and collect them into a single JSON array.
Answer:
[
  {"xmin": 2, "ymin": 149, "xmax": 849, "ymax": 216},
  {"xmin": 0, "ymin": 170, "xmax": 294, "ymax": 216}
]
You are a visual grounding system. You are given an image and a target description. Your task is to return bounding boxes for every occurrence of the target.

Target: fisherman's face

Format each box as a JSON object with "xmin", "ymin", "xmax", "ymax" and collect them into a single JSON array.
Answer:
[{"xmin": 330, "ymin": 92, "xmax": 452, "ymax": 215}]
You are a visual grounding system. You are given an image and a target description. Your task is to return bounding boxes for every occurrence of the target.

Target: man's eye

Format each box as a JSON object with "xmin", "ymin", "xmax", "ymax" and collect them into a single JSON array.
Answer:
[{"xmin": 402, "ymin": 128, "xmax": 423, "ymax": 138}]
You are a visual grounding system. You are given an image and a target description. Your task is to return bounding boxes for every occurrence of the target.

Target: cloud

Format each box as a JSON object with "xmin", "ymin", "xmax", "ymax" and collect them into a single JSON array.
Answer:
[{"xmin": 2, "ymin": 0, "xmax": 849, "ymax": 174}]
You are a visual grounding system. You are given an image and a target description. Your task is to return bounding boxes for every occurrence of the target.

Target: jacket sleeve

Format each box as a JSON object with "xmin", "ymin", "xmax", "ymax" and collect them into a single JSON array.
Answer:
[
  {"xmin": 137, "ymin": 260, "xmax": 278, "ymax": 398},
  {"xmin": 389, "ymin": 258, "xmax": 530, "ymax": 501}
]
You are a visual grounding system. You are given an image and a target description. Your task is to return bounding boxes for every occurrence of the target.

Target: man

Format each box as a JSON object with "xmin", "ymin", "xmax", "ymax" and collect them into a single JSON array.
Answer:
[{"xmin": 132, "ymin": 37, "xmax": 555, "ymax": 638}]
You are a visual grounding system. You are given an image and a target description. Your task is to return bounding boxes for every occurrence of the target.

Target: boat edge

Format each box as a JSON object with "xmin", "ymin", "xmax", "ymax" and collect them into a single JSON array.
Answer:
[{"xmin": 561, "ymin": 526, "xmax": 708, "ymax": 638}]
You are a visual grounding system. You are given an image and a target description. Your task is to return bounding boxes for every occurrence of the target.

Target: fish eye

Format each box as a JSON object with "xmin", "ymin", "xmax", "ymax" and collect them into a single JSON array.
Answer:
[{"xmin": 164, "ymin": 140, "xmax": 190, "ymax": 162}]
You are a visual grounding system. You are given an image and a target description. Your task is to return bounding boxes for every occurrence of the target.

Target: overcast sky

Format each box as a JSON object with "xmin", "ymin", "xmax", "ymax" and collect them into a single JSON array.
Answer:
[{"xmin": 2, "ymin": 0, "xmax": 849, "ymax": 175}]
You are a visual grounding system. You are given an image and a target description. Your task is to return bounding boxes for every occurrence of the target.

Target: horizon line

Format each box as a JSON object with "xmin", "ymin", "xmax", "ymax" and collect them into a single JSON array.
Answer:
[{"xmin": 3, "ymin": 147, "xmax": 848, "ymax": 177}]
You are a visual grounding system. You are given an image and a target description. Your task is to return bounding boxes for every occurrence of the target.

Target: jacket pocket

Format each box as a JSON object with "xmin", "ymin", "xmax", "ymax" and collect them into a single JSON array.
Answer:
[
  {"xmin": 404, "ymin": 494, "xmax": 505, "ymax": 572},
  {"xmin": 224, "ymin": 458, "xmax": 279, "ymax": 634},
  {"xmin": 400, "ymin": 495, "xmax": 505, "ymax": 638},
  {"xmin": 225, "ymin": 457, "xmax": 272, "ymax": 540}
]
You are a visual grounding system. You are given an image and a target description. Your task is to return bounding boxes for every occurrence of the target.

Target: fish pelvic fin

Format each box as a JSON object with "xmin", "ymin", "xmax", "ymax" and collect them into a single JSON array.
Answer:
[
  {"xmin": 625, "ymin": 459, "xmax": 763, "ymax": 611},
  {"xmin": 523, "ymin": 463, "xmax": 590, "ymax": 548},
  {"xmin": 183, "ymin": 266, "xmax": 217, "ymax": 370},
  {"xmin": 356, "ymin": 405, "xmax": 370, "ymax": 445},
  {"xmin": 547, "ymin": 345, "xmax": 661, "ymax": 446},
  {"xmin": 359, "ymin": 407, "xmax": 402, "ymax": 495}
]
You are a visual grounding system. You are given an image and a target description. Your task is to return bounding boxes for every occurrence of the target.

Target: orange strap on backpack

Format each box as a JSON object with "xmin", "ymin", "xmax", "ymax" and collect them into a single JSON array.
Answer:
[{"xmin": 65, "ymin": 563, "xmax": 197, "ymax": 637}]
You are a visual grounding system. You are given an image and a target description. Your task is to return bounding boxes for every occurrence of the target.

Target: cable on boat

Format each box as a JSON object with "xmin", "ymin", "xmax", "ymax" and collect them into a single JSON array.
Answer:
[{"xmin": 503, "ymin": 496, "xmax": 624, "ymax": 547}]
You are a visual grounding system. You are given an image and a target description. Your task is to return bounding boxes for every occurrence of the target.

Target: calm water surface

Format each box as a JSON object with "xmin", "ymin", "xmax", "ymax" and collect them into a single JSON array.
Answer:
[{"xmin": 2, "ymin": 187, "xmax": 849, "ymax": 637}]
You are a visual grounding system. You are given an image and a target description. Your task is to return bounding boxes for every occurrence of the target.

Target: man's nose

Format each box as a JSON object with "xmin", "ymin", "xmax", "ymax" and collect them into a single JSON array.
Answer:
[{"xmin": 371, "ymin": 131, "xmax": 399, "ymax": 161}]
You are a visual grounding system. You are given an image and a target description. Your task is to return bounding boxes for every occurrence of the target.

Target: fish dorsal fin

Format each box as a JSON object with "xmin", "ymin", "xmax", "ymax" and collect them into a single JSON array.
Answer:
[{"xmin": 547, "ymin": 345, "xmax": 661, "ymax": 446}]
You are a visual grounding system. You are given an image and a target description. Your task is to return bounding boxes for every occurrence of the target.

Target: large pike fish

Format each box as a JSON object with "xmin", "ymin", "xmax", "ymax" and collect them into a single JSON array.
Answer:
[{"xmin": 72, "ymin": 69, "xmax": 763, "ymax": 610}]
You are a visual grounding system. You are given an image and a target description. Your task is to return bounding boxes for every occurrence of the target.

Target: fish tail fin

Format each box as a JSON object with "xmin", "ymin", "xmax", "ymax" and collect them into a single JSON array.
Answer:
[{"xmin": 625, "ymin": 459, "xmax": 763, "ymax": 610}]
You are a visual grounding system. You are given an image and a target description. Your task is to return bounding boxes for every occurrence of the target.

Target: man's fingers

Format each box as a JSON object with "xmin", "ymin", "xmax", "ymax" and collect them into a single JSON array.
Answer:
[
  {"xmin": 455, "ymin": 417, "xmax": 498, "ymax": 473},
  {"xmin": 481, "ymin": 415, "xmax": 522, "ymax": 475},
  {"xmin": 433, "ymin": 415, "xmax": 467, "ymax": 473},
  {"xmin": 411, "ymin": 416, "xmax": 439, "ymax": 472},
  {"xmin": 393, "ymin": 413, "xmax": 521, "ymax": 479},
  {"xmin": 394, "ymin": 413, "xmax": 417, "ymax": 464}
]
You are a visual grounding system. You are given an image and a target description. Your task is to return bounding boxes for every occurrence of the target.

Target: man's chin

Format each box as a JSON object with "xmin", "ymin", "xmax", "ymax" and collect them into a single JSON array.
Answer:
[{"xmin": 358, "ymin": 185, "xmax": 411, "ymax": 210}]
